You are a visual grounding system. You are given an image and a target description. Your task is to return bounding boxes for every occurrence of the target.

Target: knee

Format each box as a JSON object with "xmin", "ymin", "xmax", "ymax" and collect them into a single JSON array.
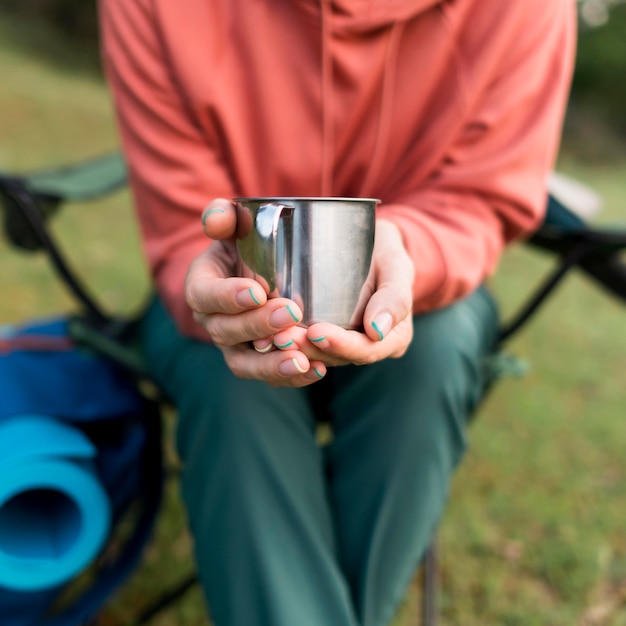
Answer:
[
  {"xmin": 175, "ymin": 375, "xmax": 270, "ymax": 472},
  {"xmin": 386, "ymin": 295, "xmax": 497, "ymax": 468},
  {"xmin": 408, "ymin": 291, "xmax": 498, "ymax": 412}
]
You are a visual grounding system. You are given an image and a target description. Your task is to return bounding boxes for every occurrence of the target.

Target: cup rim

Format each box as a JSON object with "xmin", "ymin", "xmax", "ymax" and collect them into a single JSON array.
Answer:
[{"xmin": 233, "ymin": 196, "xmax": 380, "ymax": 204}]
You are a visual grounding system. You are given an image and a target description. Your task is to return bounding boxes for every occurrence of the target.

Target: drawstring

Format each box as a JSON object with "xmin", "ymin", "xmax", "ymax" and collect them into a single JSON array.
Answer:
[
  {"xmin": 360, "ymin": 21, "xmax": 405, "ymax": 195},
  {"xmin": 320, "ymin": 0, "xmax": 334, "ymax": 195}
]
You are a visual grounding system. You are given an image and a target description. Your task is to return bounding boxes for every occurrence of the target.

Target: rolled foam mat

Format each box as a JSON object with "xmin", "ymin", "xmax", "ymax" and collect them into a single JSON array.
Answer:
[{"xmin": 0, "ymin": 415, "xmax": 111, "ymax": 592}]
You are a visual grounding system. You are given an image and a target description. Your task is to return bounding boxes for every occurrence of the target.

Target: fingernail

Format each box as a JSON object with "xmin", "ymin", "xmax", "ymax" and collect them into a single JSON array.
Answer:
[
  {"xmin": 371, "ymin": 312, "xmax": 393, "ymax": 341},
  {"xmin": 274, "ymin": 339, "xmax": 294, "ymax": 350},
  {"xmin": 279, "ymin": 357, "xmax": 309, "ymax": 376},
  {"xmin": 201, "ymin": 207, "xmax": 225, "ymax": 227},
  {"xmin": 312, "ymin": 367, "xmax": 325, "ymax": 379},
  {"xmin": 308, "ymin": 335, "xmax": 328, "ymax": 348},
  {"xmin": 236, "ymin": 287, "xmax": 263, "ymax": 307},
  {"xmin": 270, "ymin": 305, "xmax": 301, "ymax": 328},
  {"xmin": 253, "ymin": 339, "xmax": 273, "ymax": 353}
]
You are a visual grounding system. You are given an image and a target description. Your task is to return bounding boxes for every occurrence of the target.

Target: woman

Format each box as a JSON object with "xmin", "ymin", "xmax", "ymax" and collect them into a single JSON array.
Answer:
[{"xmin": 99, "ymin": 0, "xmax": 575, "ymax": 624}]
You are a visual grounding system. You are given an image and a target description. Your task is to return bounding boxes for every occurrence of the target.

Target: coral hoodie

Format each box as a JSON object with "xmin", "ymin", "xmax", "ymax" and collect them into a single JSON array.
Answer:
[{"xmin": 100, "ymin": 0, "xmax": 576, "ymax": 340}]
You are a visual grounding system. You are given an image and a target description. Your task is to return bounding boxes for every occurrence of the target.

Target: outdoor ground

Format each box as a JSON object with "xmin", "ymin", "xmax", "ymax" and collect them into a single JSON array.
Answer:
[{"xmin": 1, "ymin": 10, "xmax": 625, "ymax": 626}]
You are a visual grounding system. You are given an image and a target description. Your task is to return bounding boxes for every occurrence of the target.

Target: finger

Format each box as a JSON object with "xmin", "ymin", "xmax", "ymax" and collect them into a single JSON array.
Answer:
[
  {"xmin": 252, "ymin": 337, "xmax": 275, "ymax": 353},
  {"xmin": 304, "ymin": 361, "xmax": 327, "ymax": 382},
  {"xmin": 187, "ymin": 273, "xmax": 267, "ymax": 316},
  {"xmin": 304, "ymin": 324, "xmax": 381, "ymax": 365},
  {"xmin": 274, "ymin": 324, "xmax": 380, "ymax": 367},
  {"xmin": 363, "ymin": 235, "xmax": 414, "ymax": 342},
  {"xmin": 271, "ymin": 326, "xmax": 336, "ymax": 364},
  {"xmin": 363, "ymin": 297, "xmax": 412, "ymax": 343},
  {"xmin": 201, "ymin": 198, "xmax": 237, "ymax": 240},
  {"xmin": 305, "ymin": 316, "xmax": 413, "ymax": 364},
  {"xmin": 222, "ymin": 345, "xmax": 322, "ymax": 388},
  {"xmin": 201, "ymin": 299, "xmax": 303, "ymax": 346}
]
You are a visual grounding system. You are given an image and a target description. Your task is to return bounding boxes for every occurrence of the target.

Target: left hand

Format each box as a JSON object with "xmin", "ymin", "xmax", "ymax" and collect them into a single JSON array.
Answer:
[{"xmin": 257, "ymin": 219, "xmax": 415, "ymax": 367}]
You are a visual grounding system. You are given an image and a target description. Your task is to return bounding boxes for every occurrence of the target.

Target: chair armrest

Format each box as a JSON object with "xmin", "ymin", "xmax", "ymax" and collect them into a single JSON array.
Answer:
[
  {"xmin": 0, "ymin": 153, "xmax": 127, "ymax": 323},
  {"xmin": 499, "ymin": 193, "xmax": 626, "ymax": 343},
  {"xmin": 18, "ymin": 152, "xmax": 126, "ymax": 202},
  {"xmin": 0, "ymin": 152, "xmax": 126, "ymax": 251},
  {"xmin": 529, "ymin": 193, "xmax": 626, "ymax": 300}
]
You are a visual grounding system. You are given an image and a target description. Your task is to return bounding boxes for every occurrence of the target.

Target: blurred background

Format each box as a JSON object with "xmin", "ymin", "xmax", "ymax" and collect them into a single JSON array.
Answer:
[{"xmin": 1, "ymin": 1, "xmax": 625, "ymax": 624}]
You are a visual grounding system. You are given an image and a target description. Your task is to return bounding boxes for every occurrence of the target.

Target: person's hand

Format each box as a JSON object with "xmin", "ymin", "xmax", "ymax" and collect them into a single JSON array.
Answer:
[
  {"xmin": 185, "ymin": 199, "xmax": 327, "ymax": 387},
  {"xmin": 264, "ymin": 218, "xmax": 415, "ymax": 367}
]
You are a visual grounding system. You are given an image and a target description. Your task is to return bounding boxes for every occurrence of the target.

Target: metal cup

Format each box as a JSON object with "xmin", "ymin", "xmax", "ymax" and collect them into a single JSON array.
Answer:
[{"xmin": 234, "ymin": 197, "xmax": 378, "ymax": 328}]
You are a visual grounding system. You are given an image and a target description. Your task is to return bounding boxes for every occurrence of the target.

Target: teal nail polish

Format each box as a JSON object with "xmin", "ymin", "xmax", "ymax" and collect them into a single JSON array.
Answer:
[
  {"xmin": 274, "ymin": 339, "xmax": 295, "ymax": 349},
  {"xmin": 201, "ymin": 207, "xmax": 225, "ymax": 226},
  {"xmin": 313, "ymin": 367, "xmax": 325, "ymax": 379},
  {"xmin": 285, "ymin": 305, "xmax": 299, "ymax": 322},
  {"xmin": 270, "ymin": 305, "xmax": 301, "ymax": 328},
  {"xmin": 248, "ymin": 287, "xmax": 261, "ymax": 305},
  {"xmin": 309, "ymin": 335, "xmax": 326, "ymax": 343},
  {"xmin": 371, "ymin": 312, "xmax": 392, "ymax": 341},
  {"xmin": 371, "ymin": 321, "xmax": 385, "ymax": 341}
]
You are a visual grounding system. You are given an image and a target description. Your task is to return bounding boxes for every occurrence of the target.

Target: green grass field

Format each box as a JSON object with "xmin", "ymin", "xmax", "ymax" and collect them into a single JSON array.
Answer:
[{"xmin": 1, "ymin": 10, "xmax": 626, "ymax": 626}]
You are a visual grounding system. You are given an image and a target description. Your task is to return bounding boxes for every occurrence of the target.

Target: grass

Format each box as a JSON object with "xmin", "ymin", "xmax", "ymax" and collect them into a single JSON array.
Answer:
[
  {"xmin": 437, "ymin": 164, "xmax": 626, "ymax": 625},
  {"xmin": 1, "ymin": 10, "xmax": 626, "ymax": 626}
]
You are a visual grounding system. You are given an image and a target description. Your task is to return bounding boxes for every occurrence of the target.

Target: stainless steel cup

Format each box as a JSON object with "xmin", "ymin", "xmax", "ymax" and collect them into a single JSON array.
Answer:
[{"xmin": 234, "ymin": 197, "xmax": 378, "ymax": 328}]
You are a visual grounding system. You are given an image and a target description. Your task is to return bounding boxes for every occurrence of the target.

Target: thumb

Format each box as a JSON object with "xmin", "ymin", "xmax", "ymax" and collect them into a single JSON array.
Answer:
[
  {"xmin": 201, "ymin": 198, "xmax": 237, "ymax": 240},
  {"xmin": 362, "ymin": 221, "xmax": 414, "ymax": 342}
]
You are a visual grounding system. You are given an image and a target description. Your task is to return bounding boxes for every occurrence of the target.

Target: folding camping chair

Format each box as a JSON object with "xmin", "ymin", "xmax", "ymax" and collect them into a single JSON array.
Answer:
[{"xmin": 1, "ymin": 151, "xmax": 626, "ymax": 625}]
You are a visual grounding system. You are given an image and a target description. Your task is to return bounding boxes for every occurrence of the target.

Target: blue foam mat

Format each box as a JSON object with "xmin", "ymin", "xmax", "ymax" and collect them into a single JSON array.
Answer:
[{"xmin": 0, "ymin": 415, "xmax": 111, "ymax": 592}]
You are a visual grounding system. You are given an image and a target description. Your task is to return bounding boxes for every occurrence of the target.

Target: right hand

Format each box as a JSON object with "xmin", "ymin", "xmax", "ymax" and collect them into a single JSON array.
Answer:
[{"xmin": 184, "ymin": 199, "xmax": 328, "ymax": 387}]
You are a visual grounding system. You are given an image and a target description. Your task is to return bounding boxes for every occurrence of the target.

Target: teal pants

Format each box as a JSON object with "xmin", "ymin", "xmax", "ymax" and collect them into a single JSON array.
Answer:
[{"xmin": 139, "ymin": 288, "xmax": 499, "ymax": 626}]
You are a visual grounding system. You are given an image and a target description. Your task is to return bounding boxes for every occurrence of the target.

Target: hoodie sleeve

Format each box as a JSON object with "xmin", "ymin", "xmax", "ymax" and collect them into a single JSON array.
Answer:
[
  {"xmin": 377, "ymin": 0, "xmax": 576, "ymax": 313},
  {"xmin": 99, "ymin": 0, "xmax": 234, "ymax": 340}
]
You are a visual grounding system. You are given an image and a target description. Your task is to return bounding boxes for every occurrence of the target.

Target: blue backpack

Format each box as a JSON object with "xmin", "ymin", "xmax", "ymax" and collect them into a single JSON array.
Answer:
[{"xmin": 0, "ymin": 315, "xmax": 163, "ymax": 626}]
